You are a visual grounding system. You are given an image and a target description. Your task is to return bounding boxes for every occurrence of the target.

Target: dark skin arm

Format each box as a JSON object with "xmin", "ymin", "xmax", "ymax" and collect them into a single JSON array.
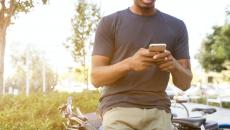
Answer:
[
  {"xmin": 91, "ymin": 48, "xmax": 155, "ymax": 88},
  {"xmin": 153, "ymin": 50, "xmax": 193, "ymax": 91},
  {"xmin": 91, "ymin": 48, "xmax": 192, "ymax": 90}
]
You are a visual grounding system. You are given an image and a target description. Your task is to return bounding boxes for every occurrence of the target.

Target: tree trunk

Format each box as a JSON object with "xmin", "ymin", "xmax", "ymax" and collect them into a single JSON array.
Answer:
[
  {"xmin": 1, "ymin": 0, "xmax": 13, "ymax": 96},
  {"xmin": 0, "ymin": 29, "xmax": 6, "ymax": 95}
]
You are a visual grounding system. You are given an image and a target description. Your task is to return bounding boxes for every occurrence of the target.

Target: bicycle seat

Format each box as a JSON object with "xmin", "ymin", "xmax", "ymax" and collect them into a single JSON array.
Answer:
[
  {"xmin": 172, "ymin": 117, "xmax": 206, "ymax": 128},
  {"xmin": 191, "ymin": 108, "xmax": 216, "ymax": 114}
]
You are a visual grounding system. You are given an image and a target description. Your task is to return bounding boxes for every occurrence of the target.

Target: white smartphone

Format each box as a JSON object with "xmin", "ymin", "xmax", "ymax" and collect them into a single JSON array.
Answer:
[{"xmin": 149, "ymin": 43, "xmax": 166, "ymax": 52}]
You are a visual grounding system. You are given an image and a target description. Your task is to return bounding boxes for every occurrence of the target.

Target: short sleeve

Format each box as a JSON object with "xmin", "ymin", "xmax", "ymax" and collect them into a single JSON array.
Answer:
[
  {"xmin": 172, "ymin": 21, "xmax": 190, "ymax": 60},
  {"xmin": 92, "ymin": 17, "xmax": 115, "ymax": 58}
]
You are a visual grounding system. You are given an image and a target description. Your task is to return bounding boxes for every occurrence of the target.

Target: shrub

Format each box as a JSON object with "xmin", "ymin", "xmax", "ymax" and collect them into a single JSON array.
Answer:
[{"xmin": 0, "ymin": 90, "xmax": 100, "ymax": 129}]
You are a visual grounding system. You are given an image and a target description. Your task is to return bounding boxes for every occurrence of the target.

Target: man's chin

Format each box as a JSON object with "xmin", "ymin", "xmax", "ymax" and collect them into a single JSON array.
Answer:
[
  {"xmin": 141, "ymin": 0, "xmax": 155, "ymax": 8},
  {"xmin": 140, "ymin": 4, "xmax": 154, "ymax": 9},
  {"xmin": 142, "ymin": 0, "xmax": 155, "ymax": 5}
]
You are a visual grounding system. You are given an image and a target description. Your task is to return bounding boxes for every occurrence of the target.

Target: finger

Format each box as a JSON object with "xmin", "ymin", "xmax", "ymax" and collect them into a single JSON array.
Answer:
[
  {"xmin": 154, "ymin": 55, "xmax": 172, "ymax": 63},
  {"xmin": 142, "ymin": 57, "xmax": 155, "ymax": 62},
  {"xmin": 160, "ymin": 61, "xmax": 176, "ymax": 72},
  {"xmin": 158, "ymin": 61, "xmax": 172, "ymax": 69},
  {"xmin": 140, "ymin": 48, "xmax": 157, "ymax": 57},
  {"xmin": 154, "ymin": 59, "xmax": 166, "ymax": 65},
  {"xmin": 153, "ymin": 58, "xmax": 165, "ymax": 62},
  {"xmin": 153, "ymin": 50, "xmax": 171, "ymax": 59},
  {"xmin": 164, "ymin": 56, "xmax": 173, "ymax": 62}
]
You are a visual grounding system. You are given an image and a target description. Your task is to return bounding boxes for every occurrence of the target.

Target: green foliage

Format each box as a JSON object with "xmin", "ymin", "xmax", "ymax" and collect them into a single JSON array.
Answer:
[
  {"xmin": 65, "ymin": 0, "xmax": 101, "ymax": 65},
  {"xmin": 14, "ymin": 0, "xmax": 34, "ymax": 14},
  {"xmin": 191, "ymin": 96, "xmax": 230, "ymax": 109},
  {"xmin": 14, "ymin": 0, "xmax": 48, "ymax": 14},
  {"xmin": 196, "ymin": 9, "xmax": 230, "ymax": 72},
  {"xmin": 64, "ymin": 0, "xmax": 101, "ymax": 85},
  {"xmin": 0, "ymin": 90, "xmax": 100, "ymax": 129},
  {"xmin": 196, "ymin": 23, "xmax": 230, "ymax": 72},
  {"xmin": 1, "ymin": 0, "xmax": 48, "ymax": 22},
  {"xmin": 222, "ymin": 101, "xmax": 230, "ymax": 108}
]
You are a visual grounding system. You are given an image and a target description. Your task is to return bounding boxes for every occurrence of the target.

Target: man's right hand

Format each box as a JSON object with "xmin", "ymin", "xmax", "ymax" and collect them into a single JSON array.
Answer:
[
  {"xmin": 127, "ymin": 48, "xmax": 156, "ymax": 71},
  {"xmin": 91, "ymin": 48, "xmax": 155, "ymax": 87}
]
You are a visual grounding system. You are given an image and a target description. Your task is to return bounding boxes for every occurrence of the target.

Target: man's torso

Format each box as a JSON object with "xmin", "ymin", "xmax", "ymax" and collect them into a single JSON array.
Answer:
[{"xmin": 93, "ymin": 8, "xmax": 189, "ymax": 115}]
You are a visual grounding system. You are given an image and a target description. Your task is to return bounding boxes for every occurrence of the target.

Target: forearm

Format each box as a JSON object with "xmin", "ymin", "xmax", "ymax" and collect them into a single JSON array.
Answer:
[
  {"xmin": 170, "ymin": 61, "xmax": 193, "ymax": 91},
  {"xmin": 91, "ymin": 58, "xmax": 131, "ymax": 88}
]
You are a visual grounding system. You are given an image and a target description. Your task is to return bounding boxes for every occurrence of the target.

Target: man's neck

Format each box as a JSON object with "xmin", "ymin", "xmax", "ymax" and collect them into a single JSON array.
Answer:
[{"xmin": 130, "ymin": 5, "xmax": 156, "ymax": 16}]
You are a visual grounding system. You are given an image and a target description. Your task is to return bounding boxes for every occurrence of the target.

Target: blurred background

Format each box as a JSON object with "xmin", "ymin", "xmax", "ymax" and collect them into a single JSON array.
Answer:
[{"xmin": 0, "ymin": 0, "xmax": 230, "ymax": 129}]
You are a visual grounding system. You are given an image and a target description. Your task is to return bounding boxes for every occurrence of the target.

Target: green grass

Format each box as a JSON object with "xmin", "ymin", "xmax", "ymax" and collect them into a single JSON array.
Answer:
[{"xmin": 0, "ymin": 90, "xmax": 100, "ymax": 130}]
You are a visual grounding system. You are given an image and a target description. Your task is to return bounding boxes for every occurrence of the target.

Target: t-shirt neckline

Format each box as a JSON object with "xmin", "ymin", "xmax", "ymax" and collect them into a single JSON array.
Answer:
[{"xmin": 127, "ymin": 7, "xmax": 159, "ymax": 18}]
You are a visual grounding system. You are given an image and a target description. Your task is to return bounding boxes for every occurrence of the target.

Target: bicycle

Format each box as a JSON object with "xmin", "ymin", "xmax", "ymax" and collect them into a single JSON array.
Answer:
[
  {"xmin": 59, "ymin": 96, "xmax": 230, "ymax": 130},
  {"xmin": 171, "ymin": 97, "xmax": 230, "ymax": 130},
  {"xmin": 58, "ymin": 96, "xmax": 101, "ymax": 130}
]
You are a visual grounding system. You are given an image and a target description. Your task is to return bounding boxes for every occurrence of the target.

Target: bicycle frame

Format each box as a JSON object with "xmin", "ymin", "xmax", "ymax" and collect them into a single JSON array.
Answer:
[{"xmin": 170, "ymin": 98, "xmax": 230, "ymax": 130}]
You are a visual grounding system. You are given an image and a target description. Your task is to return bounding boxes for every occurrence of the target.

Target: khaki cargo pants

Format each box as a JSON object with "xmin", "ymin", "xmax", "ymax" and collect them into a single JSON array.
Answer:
[{"xmin": 102, "ymin": 107, "xmax": 174, "ymax": 130}]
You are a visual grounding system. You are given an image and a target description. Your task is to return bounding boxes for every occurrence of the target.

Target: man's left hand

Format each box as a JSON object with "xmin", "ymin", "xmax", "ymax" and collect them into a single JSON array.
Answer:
[{"xmin": 152, "ymin": 50, "xmax": 178, "ymax": 72}]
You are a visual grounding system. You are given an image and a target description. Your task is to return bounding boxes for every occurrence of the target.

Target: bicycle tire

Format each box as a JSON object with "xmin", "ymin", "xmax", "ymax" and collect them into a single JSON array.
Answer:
[{"xmin": 204, "ymin": 121, "xmax": 218, "ymax": 130}]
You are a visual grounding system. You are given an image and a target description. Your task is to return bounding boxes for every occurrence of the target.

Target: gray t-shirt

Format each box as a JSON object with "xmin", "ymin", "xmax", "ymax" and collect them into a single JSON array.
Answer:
[{"xmin": 93, "ymin": 8, "xmax": 190, "ymax": 115}]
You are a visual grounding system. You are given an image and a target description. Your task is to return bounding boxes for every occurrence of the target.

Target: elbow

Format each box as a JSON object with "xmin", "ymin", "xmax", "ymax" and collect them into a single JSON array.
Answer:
[
  {"xmin": 174, "ymin": 82, "xmax": 191, "ymax": 91},
  {"xmin": 178, "ymin": 83, "xmax": 191, "ymax": 91},
  {"xmin": 174, "ymin": 75, "xmax": 193, "ymax": 91}
]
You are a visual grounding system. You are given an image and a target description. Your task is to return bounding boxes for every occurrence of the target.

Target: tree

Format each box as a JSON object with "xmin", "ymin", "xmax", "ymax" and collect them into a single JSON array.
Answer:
[
  {"xmin": 196, "ymin": 12, "xmax": 230, "ymax": 72},
  {"xmin": 65, "ymin": 0, "xmax": 101, "ymax": 89},
  {"xmin": 6, "ymin": 45, "xmax": 57, "ymax": 94},
  {"xmin": 0, "ymin": 0, "xmax": 48, "ymax": 95}
]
